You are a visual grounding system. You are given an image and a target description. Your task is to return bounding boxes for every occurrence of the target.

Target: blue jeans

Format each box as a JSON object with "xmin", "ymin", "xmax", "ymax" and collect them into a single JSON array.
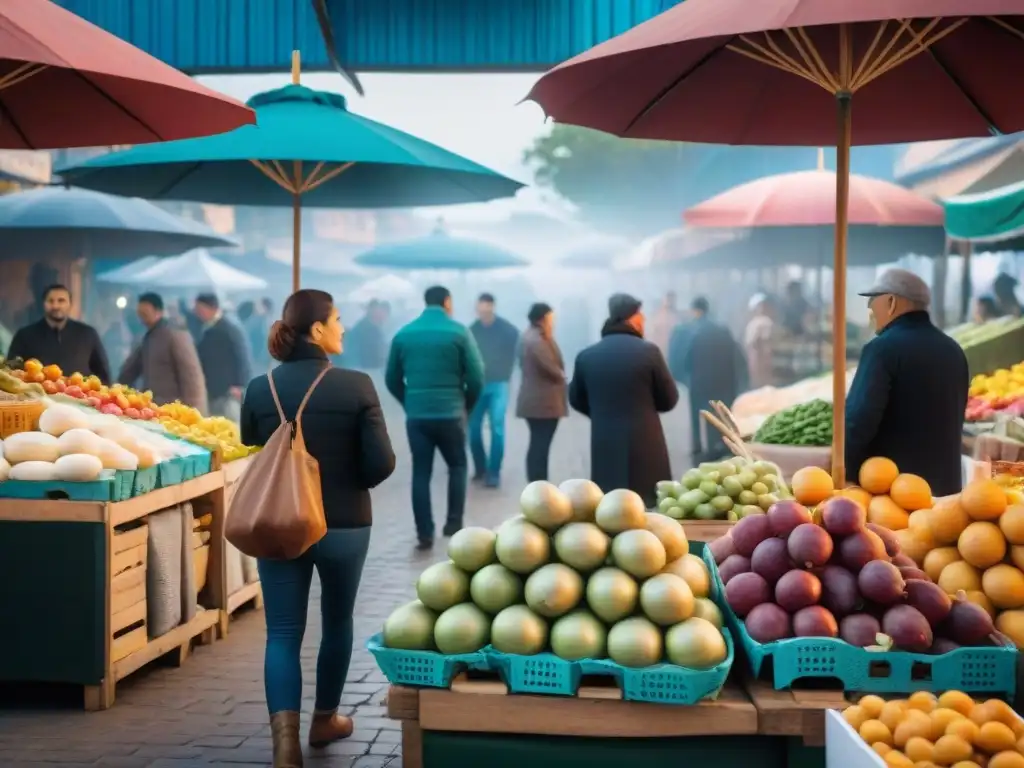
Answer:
[
  {"xmin": 407, "ymin": 418, "xmax": 467, "ymax": 539},
  {"xmin": 258, "ymin": 527, "xmax": 372, "ymax": 715},
  {"xmin": 469, "ymin": 381, "xmax": 509, "ymax": 480}
]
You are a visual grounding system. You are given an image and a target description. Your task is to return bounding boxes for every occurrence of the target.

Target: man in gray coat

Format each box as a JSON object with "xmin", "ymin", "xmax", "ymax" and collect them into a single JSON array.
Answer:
[
  {"xmin": 119, "ymin": 293, "xmax": 208, "ymax": 413},
  {"xmin": 569, "ymin": 294, "xmax": 679, "ymax": 507}
]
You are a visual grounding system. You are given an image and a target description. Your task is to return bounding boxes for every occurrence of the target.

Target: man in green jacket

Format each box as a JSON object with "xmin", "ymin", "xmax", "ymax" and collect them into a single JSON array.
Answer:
[{"xmin": 386, "ymin": 286, "xmax": 485, "ymax": 549}]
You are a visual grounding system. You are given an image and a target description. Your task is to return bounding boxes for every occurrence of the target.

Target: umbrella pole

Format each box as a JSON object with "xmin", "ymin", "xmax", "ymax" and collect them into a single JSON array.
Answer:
[
  {"xmin": 831, "ymin": 92, "xmax": 852, "ymax": 489},
  {"xmin": 292, "ymin": 192, "xmax": 301, "ymax": 292}
]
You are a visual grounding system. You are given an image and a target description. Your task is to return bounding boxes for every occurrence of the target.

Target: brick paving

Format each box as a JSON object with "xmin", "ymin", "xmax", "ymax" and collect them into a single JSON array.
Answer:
[{"xmin": 0, "ymin": 393, "xmax": 693, "ymax": 767}]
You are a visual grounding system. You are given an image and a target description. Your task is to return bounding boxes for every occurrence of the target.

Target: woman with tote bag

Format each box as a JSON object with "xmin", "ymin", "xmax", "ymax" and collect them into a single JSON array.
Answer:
[{"xmin": 238, "ymin": 289, "xmax": 396, "ymax": 767}]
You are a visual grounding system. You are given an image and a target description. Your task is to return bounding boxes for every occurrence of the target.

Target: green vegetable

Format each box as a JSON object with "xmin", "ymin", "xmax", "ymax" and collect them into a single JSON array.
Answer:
[{"xmin": 753, "ymin": 399, "xmax": 833, "ymax": 446}]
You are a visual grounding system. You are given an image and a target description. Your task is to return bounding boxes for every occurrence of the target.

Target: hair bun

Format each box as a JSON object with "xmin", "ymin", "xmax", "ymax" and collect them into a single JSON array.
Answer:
[{"xmin": 267, "ymin": 320, "xmax": 297, "ymax": 362}]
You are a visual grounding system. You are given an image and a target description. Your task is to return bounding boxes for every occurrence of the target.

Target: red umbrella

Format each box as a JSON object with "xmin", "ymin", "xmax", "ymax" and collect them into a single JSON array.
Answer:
[
  {"xmin": 527, "ymin": 0, "xmax": 1024, "ymax": 486},
  {"xmin": 684, "ymin": 170, "xmax": 944, "ymax": 228},
  {"xmin": 0, "ymin": 0, "xmax": 255, "ymax": 149}
]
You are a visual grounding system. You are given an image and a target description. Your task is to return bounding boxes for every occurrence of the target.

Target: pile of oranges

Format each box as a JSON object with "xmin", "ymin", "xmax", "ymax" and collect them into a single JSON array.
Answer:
[{"xmin": 843, "ymin": 691, "xmax": 1024, "ymax": 768}]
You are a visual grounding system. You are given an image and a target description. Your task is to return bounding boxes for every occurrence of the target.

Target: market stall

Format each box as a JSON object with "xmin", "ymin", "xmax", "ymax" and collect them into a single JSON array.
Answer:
[
  {"xmin": 0, "ymin": 359, "xmax": 259, "ymax": 709},
  {"xmin": 371, "ymin": 467, "xmax": 1021, "ymax": 768}
]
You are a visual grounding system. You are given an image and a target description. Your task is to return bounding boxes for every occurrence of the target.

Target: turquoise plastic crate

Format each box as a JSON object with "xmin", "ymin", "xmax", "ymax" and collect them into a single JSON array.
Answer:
[
  {"xmin": 112, "ymin": 470, "xmax": 135, "ymax": 501},
  {"xmin": 0, "ymin": 477, "xmax": 115, "ymax": 501},
  {"xmin": 366, "ymin": 633, "xmax": 490, "ymax": 688},
  {"xmin": 487, "ymin": 628, "xmax": 734, "ymax": 705},
  {"xmin": 191, "ymin": 450, "xmax": 212, "ymax": 477},
  {"xmin": 157, "ymin": 457, "xmax": 186, "ymax": 488},
  {"xmin": 703, "ymin": 547, "xmax": 1019, "ymax": 696},
  {"xmin": 132, "ymin": 466, "xmax": 159, "ymax": 497}
]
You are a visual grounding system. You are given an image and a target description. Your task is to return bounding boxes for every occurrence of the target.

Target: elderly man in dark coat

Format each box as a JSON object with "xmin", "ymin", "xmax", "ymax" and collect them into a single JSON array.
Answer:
[
  {"xmin": 569, "ymin": 294, "xmax": 679, "ymax": 507},
  {"xmin": 847, "ymin": 269, "xmax": 968, "ymax": 496}
]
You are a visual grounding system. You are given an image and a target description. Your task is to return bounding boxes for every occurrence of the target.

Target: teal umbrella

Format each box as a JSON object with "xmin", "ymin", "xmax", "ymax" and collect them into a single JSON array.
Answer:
[
  {"xmin": 57, "ymin": 53, "xmax": 524, "ymax": 290},
  {"xmin": 354, "ymin": 226, "xmax": 529, "ymax": 271}
]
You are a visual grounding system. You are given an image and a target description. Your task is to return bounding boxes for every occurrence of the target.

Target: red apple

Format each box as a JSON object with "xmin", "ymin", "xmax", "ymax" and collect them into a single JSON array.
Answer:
[
  {"xmin": 55, "ymin": 379, "xmax": 67, "ymax": 393},
  {"xmin": 124, "ymin": 407, "xmax": 141, "ymax": 420},
  {"xmin": 99, "ymin": 403, "xmax": 123, "ymax": 417},
  {"xmin": 64, "ymin": 385, "xmax": 85, "ymax": 399},
  {"xmin": 140, "ymin": 408, "xmax": 156, "ymax": 420},
  {"xmin": 85, "ymin": 396, "xmax": 102, "ymax": 409}
]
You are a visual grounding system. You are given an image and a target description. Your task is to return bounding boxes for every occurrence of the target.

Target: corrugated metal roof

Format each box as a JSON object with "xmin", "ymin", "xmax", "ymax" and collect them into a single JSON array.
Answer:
[
  {"xmin": 56, "ymin": 0, "xmax": 682, "ymax": 73},
  {"xmin": 56, "ymin": 0, "xmax": 331, "ymax": 73}
]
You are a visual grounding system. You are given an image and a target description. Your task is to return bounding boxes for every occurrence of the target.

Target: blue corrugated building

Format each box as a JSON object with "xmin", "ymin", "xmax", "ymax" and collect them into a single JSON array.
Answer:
[{"xmin": 55, "ymin": 0, "xmax": 682, "ymax": 73}]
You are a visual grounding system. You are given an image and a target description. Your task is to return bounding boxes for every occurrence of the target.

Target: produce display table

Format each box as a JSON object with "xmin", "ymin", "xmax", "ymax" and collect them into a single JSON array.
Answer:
[
  {"xmin": 384, "ymin": 673, "xmax": 872, "ymax": 768},
  {"xmin": 0, "ymin": 460, "xmax": 260, "ymax": 710},
  {"xmin": 387, "ymin": 673, "xmax": 766, "ymax": 768}
]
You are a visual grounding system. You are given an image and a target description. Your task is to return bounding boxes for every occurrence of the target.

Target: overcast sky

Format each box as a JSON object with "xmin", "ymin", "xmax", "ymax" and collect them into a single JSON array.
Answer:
[{"xmin": 198, "ymin": 72, "xmax": 557, "ymax": 221}]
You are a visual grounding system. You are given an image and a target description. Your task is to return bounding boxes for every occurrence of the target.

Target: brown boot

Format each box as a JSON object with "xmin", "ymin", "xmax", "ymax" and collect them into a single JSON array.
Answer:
[
  {"xmin": 308, "ymin": 709, "xmax": 354, "ymax": 748},
  {"xmin": 270, "ymin": 711, "xmax": 303, "ymax": 768}
]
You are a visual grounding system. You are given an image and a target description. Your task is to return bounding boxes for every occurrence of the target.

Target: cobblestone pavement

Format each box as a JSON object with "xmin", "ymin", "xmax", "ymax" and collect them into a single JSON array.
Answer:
[{"xmin": 0, "ymin": 392, "xmax": 694, "ymax": 767}]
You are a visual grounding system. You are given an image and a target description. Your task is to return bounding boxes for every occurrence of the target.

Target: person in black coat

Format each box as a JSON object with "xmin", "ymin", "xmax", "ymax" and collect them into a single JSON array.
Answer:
[
  {"xmin": 668, "ymin": 297, "xmax": 748, "ymax": 461},
  {"xmin": 193, "ymin": 293, "xmax": 253, "ymax": 419},
  {"xmin": 240, "ymin": 289, "xmax": 395, "ymax": 763},
  {"xmin": 7, "ymin": 284, "xmax": 111, "ymax": 382},
  {"xmin": 569, "ymin": 294, "xmax": 679, "ymax": 507},
  {"xmin": 847, "ymin": 269, "xmax": 968, "ymax": 497}
]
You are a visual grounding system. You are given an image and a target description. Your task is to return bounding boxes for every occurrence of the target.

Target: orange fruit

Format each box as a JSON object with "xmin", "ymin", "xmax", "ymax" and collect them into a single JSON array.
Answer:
[
  {"xmin": 870, "ymin": 494, "xmax": 911, "ymax": 530},
  {"xmin": 897, "ymin": 528, "xmax": 934, "ymax": 565},
  {"xmin": 892, "ymin": 474, "xmax": 934, "ymax": 511},
  {"xmin": 862, "ymin": 719, "xmax": 894, "ymax": 746},
  {"xmin": 938, "ymin": 691, "xmax": 976, "ymax": 717},
  {"xmin": 946, "ymin": 719, "xmax": 980, "ymax": 744},
  {"xmin": 949, "ymin": 763, "xmax": 981, "ymax": 768},
  {"xmin": 874, "ymin": 742, "xmax": 894, "ymax": 757},
  {"xmin": 909, "ymin": 692, "xmax": 939, "ymax": 713},
  {"xmin": 861, "ymin": 457, "xmax": 900, "ymax": 494},
  {"xmin": 792, "ymin": 466, "xmax": 834, "ymax": 506},
  {"xmin": 844, "ymin": 704, "xmax": 869, "ymax": 730},
  {"xmin": 905, "ymin": 737, "xmax": 935, "ymax": 763},
  {"xmin": 981, "ymin": 699, "xmax": 1021, "ymax": 731},
  {"xmin": 860, "ymin": 694, "xmax": 887, "ymax": 718},
  {"xmin": 931, "ymin": 498, "xmax": 972, "ymax": 545},
  {"xmin": 958, "ymin": 522, "xmax": 1008, "ymax": 569},
  {"xmin": 931, "ymin": 709, "xmax": 965, "ymax": 740},
  {"xmin": 999, "ymin": 506, "xmax": 1024, "ymax": 545},
  {"xmin": 989, "ymin": 753, "xmax": 1024, "ymax": 768},
  {"xmin": 962, "ymin": 480, "xmax": 1009, "ymax": 521},
  {"xmin": 935, "ymin": 735, "xmax": 975, "ymax": 764},
  {"xmin": 970, "ymin": 702, "xmax": 1001, "ymax": 727},
  {"xmin": 976, "ymin": 723, "xmax": 1017, "ymax": 754},
  {"xmin": 882, "ymin": 701, "xmax": 910, "ymax": 731},
  {"xmin": 939, "ymin": 561, "xmax": 983, "ymax": 594},
  {"xmin": 897, "ymin": 713, "xmax": 936, "ymax": 747},
  {"xmin": 886, "ymin": 752, "xmax": 915, "ymax": 768},
  {"xmin": 924, "ymin": 547, "xmax": 962, "ymax": 582},
  {"xmin": 1011, "ymin": 546, "xmax": 1024, "ymax": 572},
  {"xmin": 982, "ymin": 565, "xmax": 1024, "ymax": 610}
]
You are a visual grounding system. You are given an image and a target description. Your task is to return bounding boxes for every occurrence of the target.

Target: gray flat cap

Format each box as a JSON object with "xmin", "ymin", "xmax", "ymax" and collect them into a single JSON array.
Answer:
[
  {"xmin": 859, "ymin": 268, "xmax": 931, "ymax": 306},
  {"xmin": 608, "ymin": 293, "xmax": 642, "ymax": 323}
]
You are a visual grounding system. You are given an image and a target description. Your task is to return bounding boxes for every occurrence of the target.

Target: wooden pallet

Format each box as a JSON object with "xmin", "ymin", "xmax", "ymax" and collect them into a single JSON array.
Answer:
[{"xmin": 86, "ymin": 608, "xmax": 219, "ymax": 711}]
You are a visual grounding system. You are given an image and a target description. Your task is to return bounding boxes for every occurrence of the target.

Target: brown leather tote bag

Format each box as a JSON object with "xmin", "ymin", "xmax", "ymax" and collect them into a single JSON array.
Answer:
[{"xmin": 225, "ymin": 367, "xmax": 330, "ymax": 560}]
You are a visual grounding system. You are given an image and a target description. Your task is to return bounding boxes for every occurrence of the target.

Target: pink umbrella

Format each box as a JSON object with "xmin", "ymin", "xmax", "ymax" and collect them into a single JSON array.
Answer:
[
  {"xmin": 684, "ymin": 169, "xmax": 944, "ymax": 229},
  {"xmin": 527, "ymin": 0, "xmax": 1024, "ymax": 486},
  {"xmin": 0, "ymin": 0, "xmax": 254, "ymax": 148}
]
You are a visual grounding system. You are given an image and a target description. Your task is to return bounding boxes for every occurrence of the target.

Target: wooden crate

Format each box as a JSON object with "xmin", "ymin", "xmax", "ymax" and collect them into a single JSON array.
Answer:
[{"xmin": 110, "ymin": 524, "xmax": 148, "ymax": 663}]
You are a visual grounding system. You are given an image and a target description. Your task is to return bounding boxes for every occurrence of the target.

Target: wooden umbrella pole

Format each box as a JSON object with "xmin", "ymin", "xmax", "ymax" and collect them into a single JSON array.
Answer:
[{"xmin": 832, "ymin": 90, "xmax": 852, "ymax": 489}]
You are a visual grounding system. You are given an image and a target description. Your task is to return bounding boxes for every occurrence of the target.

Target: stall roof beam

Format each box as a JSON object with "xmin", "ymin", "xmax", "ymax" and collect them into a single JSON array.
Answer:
[{"xmin": 55, "ymin": 0, "xmax": 683, "ymax": 74}]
